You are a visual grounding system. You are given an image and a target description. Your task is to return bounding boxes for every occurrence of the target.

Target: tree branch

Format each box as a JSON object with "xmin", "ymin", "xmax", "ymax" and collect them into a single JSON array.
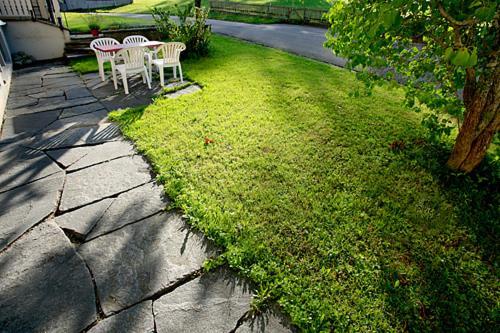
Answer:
[{"xmin": 436, "ymin": 1, "xmax": 477, "ymax": 27}]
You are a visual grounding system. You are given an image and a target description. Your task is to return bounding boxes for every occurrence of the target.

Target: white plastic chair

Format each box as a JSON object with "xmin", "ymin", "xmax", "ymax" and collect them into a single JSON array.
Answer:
[
  {"xmin": 112, "ymin": 46, "xmax": 151, "ymax": 95},
  {"xmin": 152, "ymin": 42, "xmax": 186, "ymax": 86},
  {"xmin": 123, "ymin": 35, "xmax": 158, "ymax": 79},
  {"xmin": 90, "ymin": 38, "xmax": 120, "ymax": 82}
]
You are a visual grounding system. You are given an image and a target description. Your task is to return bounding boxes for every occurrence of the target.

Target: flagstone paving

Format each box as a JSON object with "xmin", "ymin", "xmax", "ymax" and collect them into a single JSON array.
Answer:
[{"xmin": 0, "ymin": 64, "xmax": 294, "ymax": 332}]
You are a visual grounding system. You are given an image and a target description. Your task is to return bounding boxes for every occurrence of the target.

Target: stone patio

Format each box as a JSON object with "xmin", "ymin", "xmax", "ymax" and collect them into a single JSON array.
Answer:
[{"xmin": 0, "ymin": 64, "xmax": 294, "ymax": 332}]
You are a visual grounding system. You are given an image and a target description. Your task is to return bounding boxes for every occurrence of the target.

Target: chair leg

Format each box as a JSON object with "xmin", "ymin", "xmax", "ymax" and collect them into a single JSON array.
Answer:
[
  {"xmin": 173, "ymin": 66, "xmax": 177, "ymax": 79},
  {"xmin": 144, "ymin": 68, "xmax": 151, "ymax": 89},
  {"xmin": 159, "ymin": 66, "xmax": 164, "ymax": 87},
  {"xmin": 98, "ymin": 60, "xmax": 105, "ymax": 81},
  {"xmin": 142, "ymin": 72, "xmax": 146, "ymax": 83},
  {"xmin": 178, "ymin": 64, "xmax": 183, "ymax": 83},
  {"xmin": 111, "ymin": 62, "xmax": 118, "ymax": 90},
  {"xmin": 122, "ymin": 72, "xmax": 129, "ymax": 95},
  {"xmin": 148, "ymin": 57, "xmax": 152, "ymax": 81}
]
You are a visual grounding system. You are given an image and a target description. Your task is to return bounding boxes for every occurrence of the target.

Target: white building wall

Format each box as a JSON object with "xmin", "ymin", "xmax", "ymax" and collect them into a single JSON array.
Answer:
[{"xmin": 4, "ymin": 20, "xmax": 69, "ymax": 60}]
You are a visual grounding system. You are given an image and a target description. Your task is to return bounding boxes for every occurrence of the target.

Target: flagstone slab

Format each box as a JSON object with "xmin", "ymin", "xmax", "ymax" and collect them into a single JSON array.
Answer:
[
  {"xmin": 79, "ymin": 212, "xmax": 216, "ymax": 314},
  {"xmin": 28, "ymin": 89, "xmax": 65, "ymax": 99},
  {"xmin": 42, "ymin": 76, "xmax": 84, "ymax": 88},
  {"xmin": 87, "ymin": 182, "xmax": 168, "ymax": 239},
  {"xmin": 70, "ymin": 140, "xmax": 136, "ymax": 171},
  {"xmin": 0, "ymin": 109, "xmax": 61, "ymax": 138},
  {"xmin": 0, "ymin": 221, "xmax": 97, "ymax": 332},
  {"xmin": 0, "ymin": 173, "xmax": 64, "ymax": 251},
  {"xmin": 6, "ymin": 95, "xmax": 38, "ymax": 109},
  {"xmin": 9, "ymin": 85, "xmax": 45, "ymax": 97},
  {"xmin": 60, "ymin": 102, "xmax": 106, "ymax": 118},
  {"xmin": 66, "ymin": 86, "xmax": 93, "ymax": 100},
  {"xmin": 40, "ymin": 110, "xmax": 109, "ymax": 137},
  {"xmin": 59, "ymin": 155, "xmax": 151, "ymax": 211},
  {"xmin": 87, "ymin": 301, "xmax": 155, "ymax": 333},
  {"xmin": 0, "ymin": 135, "xmax": 33, "ymax": 152},
  {"xmin": 32, "ymin": 122, "xmax": 121, "ymax": 150},
  {"xmin": 7, "ymin": 96, "xmax": 97, "ymax": 117},
  {"xmin": 43, "ymin": 67, "xmax": 73, "ymax": 75},
  {"xmin": 0, "ymin": 147, "xmax": 62, "ymax": 193},
  {"xmin": 55, "ymin": 198, "xmax": 114, "ymax": 239},
  {"xmin": 46, "ymin": 140, "xmax": 135, "ymax": 171},
  {"xmin": 154, "ymin": 268, "xmax": 253, "ymax": 333}
]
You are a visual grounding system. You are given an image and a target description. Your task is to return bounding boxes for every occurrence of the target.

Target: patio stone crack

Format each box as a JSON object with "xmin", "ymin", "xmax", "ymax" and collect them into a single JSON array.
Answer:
[
  {"xmin": 152, "ymin": 301, "xmax": 158, "ymax": 333},
  {"xmin": 0, "ymin": 173, "xmax": 65, "ymax": 255},
  {"xmin": 0, "ymin": 170, "xmax": 64, "ymax": 195},
  {"xmin": 40, "ymin": 138, "xmax": 121, "ymax": 151},
  {"xmin": 77, "ymin": 266, "xmax": 208, "ymax": 331},
  {"xmin": 78, "ymin": 253, "xmax": 106, "ymax": 320},
  {"xmin": 83, "ymin": 209, "xmax": 165, "ymax": 243},
  {"xmin": 65, "ymin": 153, "xmax": 138, "ymax": 174},
  {"xmin": 126, "ymin": 267, "xmax": 206, "ymax": 314},
  {"xmin": 0, "ymin": 215, "xmax": 52, "ymax": 255},
  {"xmin": 57, "ymin": 179, "xmax": 151, "ymax": 214},
  {"xmin": 43, "ymin": 150, "xmax": 67, "ymax": 170},
  {"xmin": 3, "ymin": 105, "xmax": 62, "ymax": 119}
]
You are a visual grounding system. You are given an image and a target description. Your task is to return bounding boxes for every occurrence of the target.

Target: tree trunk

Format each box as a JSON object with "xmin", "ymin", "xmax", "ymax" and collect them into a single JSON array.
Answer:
[{"xmin": 447, "ymin": 69, "xmax": 500, "ymax": 173}]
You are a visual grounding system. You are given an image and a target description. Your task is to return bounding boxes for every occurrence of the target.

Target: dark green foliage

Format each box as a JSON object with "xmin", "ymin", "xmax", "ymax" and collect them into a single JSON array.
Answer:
[
  {"xmin": 12, "ymin": 52, "xmax": 35, "ymax": 68},
  {"xmin": 326, "ymin": 0, "xmax": 499, "ymax": 165},
  {"xmin": 152, "ymin": 4, "xmax": 212, "ymax": 57}
]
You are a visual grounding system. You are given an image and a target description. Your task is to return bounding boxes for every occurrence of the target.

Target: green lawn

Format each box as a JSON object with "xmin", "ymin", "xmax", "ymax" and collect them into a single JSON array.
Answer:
[
  {"xmin": 107, "ymin": 35, "xmax": 499, "ymax": 332},
  {"xmin": 98, "ymin": 0, "xmax": 330, "ymax": 13},
  {"xmin": 62, "ymin": 12, "xmax": 153, "ymax": 32}
]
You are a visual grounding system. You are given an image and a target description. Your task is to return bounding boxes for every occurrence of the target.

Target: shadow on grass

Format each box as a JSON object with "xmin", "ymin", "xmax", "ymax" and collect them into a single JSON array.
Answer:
[
  {"xmin": 110, "ymin": 36, "xmax": 499, "ymax": 331},
  {"xmin": 108, "ymin": 105, "xmax": 146, "ymax": 126},
  {"xmin": 384, "ymin": 145, "xmax": 498, "ymax": 332}
]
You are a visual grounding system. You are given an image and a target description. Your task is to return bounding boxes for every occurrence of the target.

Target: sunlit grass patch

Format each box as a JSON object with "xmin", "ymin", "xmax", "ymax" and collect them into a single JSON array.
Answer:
[{"xmin": 110, "ymin": 35, "xmax": 499, "ymax": 332}]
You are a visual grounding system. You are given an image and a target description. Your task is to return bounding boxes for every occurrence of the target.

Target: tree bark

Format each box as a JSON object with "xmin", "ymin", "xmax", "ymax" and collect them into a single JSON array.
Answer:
[{"xmin": 447, "ymin": 69, "xmax": 500, "ymax": 173}]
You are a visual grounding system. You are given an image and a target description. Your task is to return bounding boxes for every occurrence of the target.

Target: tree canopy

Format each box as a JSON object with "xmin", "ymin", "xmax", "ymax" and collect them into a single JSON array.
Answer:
[{"xmin": 326, "ymin": 0, "xmax": 499, "ymax": 173}]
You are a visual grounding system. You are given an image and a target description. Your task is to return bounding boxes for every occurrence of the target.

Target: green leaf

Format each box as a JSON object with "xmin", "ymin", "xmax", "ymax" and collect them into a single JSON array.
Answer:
[
  {"xmin": 382, "ymin": 9, "xmax": 397, "ymax": 29},
  {"xmin": 394, "ymin": 280, "xmax": 400, "ymax": 287},
  {"xmin": 451, "ymin": 48, "xmax": 470, "ymax": 67},
  {"xmin": 475, "ymin": 5, "xmax": 497, "ymax": 21},
  {"xmin": 467, "ymin": 48, "xmax": 478, "ymax": 67},
  {"xmin": 469, "ymin": 0, "xmax": 482, "ymax": 9},
  {"xmin": 444, "ymin": 47, "xmax": 454, "ymax": 61}
]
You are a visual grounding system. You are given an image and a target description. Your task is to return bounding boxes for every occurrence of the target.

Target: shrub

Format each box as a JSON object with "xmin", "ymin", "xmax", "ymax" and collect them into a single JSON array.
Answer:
[
  {"xmin": 83, "ymin": 13, "xmax": 102, "ymax": 31},
  {"xmin": 152, "ymin": 4, "xmax": 211, "ymax": 57},
  {"xmin": 12, "ymin": 52, "xmax": 34, "ymax": 68}
]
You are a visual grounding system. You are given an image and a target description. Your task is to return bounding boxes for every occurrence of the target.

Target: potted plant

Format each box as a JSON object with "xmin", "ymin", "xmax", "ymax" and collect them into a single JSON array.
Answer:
[
  {"xmin": 89, "ymin": 23, "xmax": 101, "ymax": 37},
  {"xmin": 84, "ymin": 13, "xmax": 102, "ymax": 37}
]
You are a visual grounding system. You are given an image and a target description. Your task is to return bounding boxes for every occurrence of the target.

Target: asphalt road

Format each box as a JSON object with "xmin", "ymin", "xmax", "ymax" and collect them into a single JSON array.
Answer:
[{"xmin": 96, "ymin": 13, "xmax": 347, "ymax": 68}]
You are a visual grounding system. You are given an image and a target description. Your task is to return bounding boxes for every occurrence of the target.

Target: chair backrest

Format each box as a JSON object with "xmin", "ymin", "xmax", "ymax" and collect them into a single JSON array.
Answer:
[
  {"xmin": 123, "ymin": 35, "xmax": 149, "ymax": 45},
  {"xmin": 159, "ymin": 42, "xmax": 186, "ymax": 63},
  {"xmin": 90, "ymin": 38, "xmax": 120, "ymax": 58},
  {"xmin": 115, "ymin": 46, "xmax": 146, "ymax": 70}
]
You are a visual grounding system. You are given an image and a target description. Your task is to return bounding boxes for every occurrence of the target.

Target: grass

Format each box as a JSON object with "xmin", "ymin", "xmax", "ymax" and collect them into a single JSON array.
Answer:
[
  {"xmin": 70, "ymin": 56, "xmax": 108, "ymax": 74},
  {"xmin": 97, "ymin": 0, "xmax": 330, "ymax": 13},
  {"xmin": 104, "ymin": 35, "xmax": 499, "ymax": 332},
  {"xmin": 62, "ymin": 12, "xmax": 153, "ymax": 32},
  {"xmin": 209, "ymin": 11, "xmax": 282, "ymax": 24}
]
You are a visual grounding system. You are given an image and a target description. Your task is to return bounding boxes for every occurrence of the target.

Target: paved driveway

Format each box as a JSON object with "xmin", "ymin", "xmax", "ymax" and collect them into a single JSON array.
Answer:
[{"xmin": 95, "ymin": 13, "xmax": 347, "ymax": 67}]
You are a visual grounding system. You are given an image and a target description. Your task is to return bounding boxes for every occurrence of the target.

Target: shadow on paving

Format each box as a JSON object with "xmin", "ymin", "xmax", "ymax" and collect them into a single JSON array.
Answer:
[{"xmin": 0, "ymin": 64, "xmax": 295, "ymax": 332}]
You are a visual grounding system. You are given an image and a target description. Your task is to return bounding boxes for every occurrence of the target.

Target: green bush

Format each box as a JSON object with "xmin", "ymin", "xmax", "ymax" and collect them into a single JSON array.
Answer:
[{"xmin": 152, "ymin": 4, "xmax": 211, "ymax": 57}]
